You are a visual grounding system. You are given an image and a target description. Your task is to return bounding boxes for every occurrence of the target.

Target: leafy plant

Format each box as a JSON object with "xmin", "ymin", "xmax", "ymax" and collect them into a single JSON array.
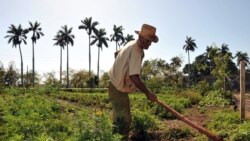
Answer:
[
  {"xmin": 181, "ymin": 89, "xmax": 202, "ymax": 105},
  {"xmin": 152, "ymin": 95, "xmax": 191, "ymax": 119},
  {"xmin": 78, "ymin": 111, "xmax": 121, "ymax": 141},
  {"xmin": 207, "ymin": 111, "xmax": 250, "ymax": 140},
  {"xmin": 131, "ymin": 109, "xmax": 158, "ymax": 132},
  {"xmin": 195, "ymin": 80, "xmax": 211, "ymax": 96},
  {"xmin": 199, "ymin": 90, "xmax": 230, "ymax": 107},
  {"xmin": 230, "ymin": 121, "xmax": 250, "ymax": 141}
]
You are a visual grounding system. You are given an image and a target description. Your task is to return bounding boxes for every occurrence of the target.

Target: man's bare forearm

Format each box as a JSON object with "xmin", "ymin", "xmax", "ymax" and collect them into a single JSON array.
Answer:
[
  {"xmin": 130, "ymin": 74, "xmax": 157, "ymax": 102},
  {"xmin": 129, "ymin": 75, "xmax": 150, "ymax": 95}
]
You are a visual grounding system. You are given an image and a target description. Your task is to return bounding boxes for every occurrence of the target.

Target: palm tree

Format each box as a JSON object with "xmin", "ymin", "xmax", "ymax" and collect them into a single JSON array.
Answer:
[
  {"xmin": 183, "ymin": 36, "xmax": 197, "ymax": 85},
  {"xmin": 79, "ymin": 17, "xmax": 99, "ymax": 80},
  {"xmin": 124, "ymin": 34, "xmax": 135, "ymax": 45},
  {"xmin": 53, "ymin": 32, "xmax": 66, "ymax": 87},
  {"xmin": 235, "ymin": 51, "xmax": 250, "ymax": 66},
  {"xmin": 91, "ymin": 28, "xmax": 109, "ymax": 81},
  {"xmin": 110, "ymin": 25, "xmax": 125, "ymax": 51},
  {"xmin": 58, "ymin": 25, "xmax": 74, "ymax": 88},
  {"xmin": 220, "ymin": 43, "xmax": 230, "ymax": 55},
  {"xmin": 28, "ymin": 21, "xmax": 44, "ymax": 87},
  {"xmin": 5, "ymin": 24, "xmax": 28, "ymax": 87}
]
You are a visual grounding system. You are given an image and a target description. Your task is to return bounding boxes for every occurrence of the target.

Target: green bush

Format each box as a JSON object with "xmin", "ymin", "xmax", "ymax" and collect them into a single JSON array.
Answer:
[
  {"xmin": 195, "ymin": 80, "xmax": 211, "ymax": 96},
  {"xmin": 77, "ymin": 111, "xmax": 121, "ymax": 141},
  {"xmin": 231, "ymin": 121, "xmax": 250, "ymax": 141},
  {"xmin": 199, "ymin": 90, "xmax": 230, "ymax": 107},
  {"xmin": 131, "ymin": 109, "xmax": 158, "ymax": 132},
  {"xmin": 151, "ymin": 95, "xmax": 191, "ymax": 119},
  {"xmin": 130, "ymin": 96, "xmax": 152, "ymax": 111},
  {"xmin": 181, "ymin": 89, "xmax": 202, "ymax": 105},
  {"xmin": 207, "ymin": 111, "xmax": 250, "ymax": 140},
  {"xmin": 152, "ymin": 102, "xmax": 185, "ymax": 119}
]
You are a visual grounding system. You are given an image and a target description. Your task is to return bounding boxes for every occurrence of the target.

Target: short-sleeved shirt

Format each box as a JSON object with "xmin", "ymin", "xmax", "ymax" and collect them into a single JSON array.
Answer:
[{"xmin": 109, "ymin": 40, "xmax": 144, "ymax": 93}]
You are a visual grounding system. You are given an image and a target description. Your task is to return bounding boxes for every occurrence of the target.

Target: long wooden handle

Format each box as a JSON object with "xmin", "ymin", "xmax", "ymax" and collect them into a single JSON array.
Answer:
[{"xmin": 156, "ymin": 100, "xmax": 223, "ymax": 141}]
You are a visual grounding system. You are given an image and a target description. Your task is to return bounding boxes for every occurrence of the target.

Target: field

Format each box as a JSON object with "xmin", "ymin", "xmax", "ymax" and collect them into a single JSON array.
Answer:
[{"xmin": 1, "ymin": 87, "xmax": 250, "ymax": 141}]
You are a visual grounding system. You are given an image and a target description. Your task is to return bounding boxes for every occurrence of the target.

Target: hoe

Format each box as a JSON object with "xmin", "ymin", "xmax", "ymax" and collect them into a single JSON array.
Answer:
[{"xmin": 156, "ymin": 99, "xmax": 223, "ymax": 141}]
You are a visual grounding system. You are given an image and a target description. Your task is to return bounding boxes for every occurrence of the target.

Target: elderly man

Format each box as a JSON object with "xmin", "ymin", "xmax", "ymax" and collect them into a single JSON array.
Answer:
[{"xmin": 108, "ymin": 24, "xmax": 159, "ymax": 140}]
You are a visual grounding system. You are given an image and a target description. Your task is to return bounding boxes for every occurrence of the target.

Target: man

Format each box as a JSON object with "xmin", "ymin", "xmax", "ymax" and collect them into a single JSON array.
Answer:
[{"xmin": 108, "ymin": 24, "xmax": 158, "ymax": 140}]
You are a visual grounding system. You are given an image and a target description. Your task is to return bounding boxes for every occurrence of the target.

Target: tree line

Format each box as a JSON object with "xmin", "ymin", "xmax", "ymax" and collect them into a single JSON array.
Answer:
[
  {"xmin": 4, "ymin": 17, "xmax": 135, "ymax": 88},
  {"xmin": 2, "ymin": 18, "xmax": 250, "ymax": 90}
]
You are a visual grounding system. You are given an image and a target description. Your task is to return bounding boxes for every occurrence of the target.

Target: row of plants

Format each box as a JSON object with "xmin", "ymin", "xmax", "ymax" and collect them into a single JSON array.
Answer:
[
  {"xmin": 51, "ymin": 91, "xmax": 192, "ymax": 120},
  {"xmin": 60, "ymin": 88, "xmax": 108, "ymax": 93},
  {"xmin": 0, "ymin": 93, "xmax": 121, "ymax": 141}
]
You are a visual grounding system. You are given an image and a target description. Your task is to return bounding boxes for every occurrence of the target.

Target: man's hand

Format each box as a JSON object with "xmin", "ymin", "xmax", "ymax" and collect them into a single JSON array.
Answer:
[{"xmin": 146, "ymin": 92, "xmax": 157, "ymax": 102}]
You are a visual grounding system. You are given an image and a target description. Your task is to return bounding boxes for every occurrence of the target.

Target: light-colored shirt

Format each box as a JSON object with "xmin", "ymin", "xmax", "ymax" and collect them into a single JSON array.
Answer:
[{"xmin": 109, "ymin": 40, "xmax": 144, "ymax": 93}]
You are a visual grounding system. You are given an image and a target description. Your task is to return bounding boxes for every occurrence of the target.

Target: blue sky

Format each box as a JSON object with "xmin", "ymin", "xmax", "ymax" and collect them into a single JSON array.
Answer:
[{"xmin": 1, "ymin": 0, "xmax": 250, "ymax": 77}]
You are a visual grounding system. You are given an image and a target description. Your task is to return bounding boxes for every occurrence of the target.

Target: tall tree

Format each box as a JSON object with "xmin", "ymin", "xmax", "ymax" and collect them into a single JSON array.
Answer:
[
  {"xmin": 183, "ymin": 36, "xmax": 197, "ymax": 85},
  {"xmin": 58, "ymin": 25, "xmax": 74, "ymax": 88},
  {"xmin": 79, "ymin": 17, "xmax": 99, "ymax": 80},
  {"xmin": 124, "ymin": 34, "xmax": 135, "ymax": 45},
  {"xmin": 235, "ymin": 51, "xmax": 250, "ymax": 66},
  {"xmin": 53, "ymin": 32, "xmax": 66, "ymax": 87},
  {"xmin": 91, "ymin": 28, "xmax": 109, "ymax": 81},
  {"xmin": 28, "ymin": 21, "xmax": 44, "ymax": 87},
  {"xmin": 5, "ymin": 24, "xmax": 28, "ymax": 87},
  {"xmin": 110, "ymin": 25, "xmax": 125, "ymax": 51}
]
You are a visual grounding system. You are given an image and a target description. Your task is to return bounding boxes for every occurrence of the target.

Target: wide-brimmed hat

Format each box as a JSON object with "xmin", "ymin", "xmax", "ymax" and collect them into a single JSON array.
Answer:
[{"xmin": 135, "ymin": 24, "xmax": 159, "ymax": 43}]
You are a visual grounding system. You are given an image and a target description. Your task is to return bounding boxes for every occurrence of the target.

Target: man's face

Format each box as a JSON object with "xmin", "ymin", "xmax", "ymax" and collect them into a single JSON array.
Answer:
[{"xmin": 139, "ymin": 36, "xmax": 152, "ymax": 50}]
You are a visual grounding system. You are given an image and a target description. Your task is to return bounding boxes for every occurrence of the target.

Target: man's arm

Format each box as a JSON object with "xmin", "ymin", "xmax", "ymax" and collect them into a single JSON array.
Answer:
[{"xmin": 129, "ymin": 74, "xmax": 157, "ymax": 102}]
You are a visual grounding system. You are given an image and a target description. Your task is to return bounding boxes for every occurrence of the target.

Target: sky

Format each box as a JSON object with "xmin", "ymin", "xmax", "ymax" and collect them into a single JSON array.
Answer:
[{"xmin": 1, "ymin": 0, "xmax": 250, "ymax": 78}]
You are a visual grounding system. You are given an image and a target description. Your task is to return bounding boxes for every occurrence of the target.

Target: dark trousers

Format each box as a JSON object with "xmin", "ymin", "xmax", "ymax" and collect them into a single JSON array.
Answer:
[{"xmin": 108, "ymin": 81, "xmax": 131, "ymax": 140}]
